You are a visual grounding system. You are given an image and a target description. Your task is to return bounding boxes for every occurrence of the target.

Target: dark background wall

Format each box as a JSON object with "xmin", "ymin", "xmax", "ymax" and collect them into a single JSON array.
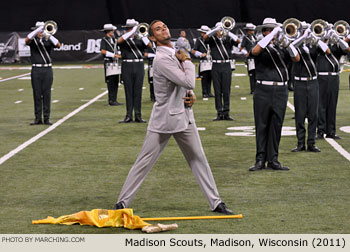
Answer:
[{"xmin": 1, "ymin": 0, "xmax": 349, "ymax": 31}]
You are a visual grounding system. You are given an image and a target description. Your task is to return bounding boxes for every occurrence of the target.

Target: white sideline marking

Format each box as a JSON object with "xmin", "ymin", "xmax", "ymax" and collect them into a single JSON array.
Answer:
[
  {"xmin": 52, "ymin": 100, "xmax": 59, "ymax": 103},
  {"xmin": 0, "ymin": 73, "xmax": 31, "ymax": 83},
  {"xmin": 241, "ymin": 97, "xmax": 247, "ymax": 100},
  {"xmin": 197, "ymin": 127, "xmax": 206, "ymax": 131},
  {"xmin": 234, "ymin": 85, "xmax": 240, "ymax": 88},
  {"xmin": 0, "ymin": 91, "xmax": 108, "ymax": 166},
  {"xmin": 14, "ymin": 100, "xmax": 22, "ymax": 104},
  {"xmin": 18, "ymin": 89, "xmax": 24, "ymax": 92},
  {"xmin": 19, "ymin": 76, "xmax": 31, "ymax": 80},
  {"xmin": 79, "ymin": 88, "xmax": 84, "ymax": 90},
  {"xmin": 287, "ymin": 101, "xmax": 350, "ymax": 162}
]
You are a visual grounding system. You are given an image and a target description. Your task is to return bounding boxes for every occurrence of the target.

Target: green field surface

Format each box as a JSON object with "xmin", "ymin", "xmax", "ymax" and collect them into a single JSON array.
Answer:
[{"xmin": 0, "ymin": 62, "xmax": 349, "ymax": 234}]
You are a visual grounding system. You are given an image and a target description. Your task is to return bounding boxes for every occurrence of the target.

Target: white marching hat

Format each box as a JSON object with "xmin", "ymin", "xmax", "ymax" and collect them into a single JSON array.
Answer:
[
  {"xmin": 243, "ymin": 23, "xmax": 256, "ymax": 30},
  {"xmin": 197, "ymin": 25, "xmax": 210, "ymax": 33},
  {"xmin": 256, "ymin": 17, "xmax": 279, "ymax": 31},
  {"xmin": 31, "ymin": 21, "xmax": 45, "ymax": 30},
  {"xmin": 101, "ymin": 24, "xmax": 117, "ymax": 31},
  {"xmin": 122, "ymin": 19, "xmax": 138, "ymax": 28}
]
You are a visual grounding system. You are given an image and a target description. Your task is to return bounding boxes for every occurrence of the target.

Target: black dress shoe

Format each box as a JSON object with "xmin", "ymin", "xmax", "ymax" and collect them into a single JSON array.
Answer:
[
  {"xmin": 135, "ymin": 117, "xmax": 146, "ymax": 123},
  {"xmin": 267, "ymin": 161, "xmax": 290, "ymax": 171},
  {"xmin": 203, "ymin": 94, "xmax": 209, "ymax": 98},
  {"xmin": 213, "ymin": 115, "xmax": 224, "ymax": 121},
  {"xmin": 326, "ymin": 134, "xmax": 341, "ymax": 139},
  {"xmin": 114, "ymin": 202, "xmax": 125, "ymax": 209},
  {"xmin": 30, "ymin": 119, "xmax": 42, "ymax": 125},
  {"xmin": 223, "ymin": 115, "xmax": 234, "ymax": 121},
  {"xmin": 307, "ymin": 145, "xmax": 321, "ymax": 152},
  {"xmin": 44, "ymin": 120, "xmax": 53, "ymax": 125},
  {"xmin": 291, "ymin": 144, "xmax": 305, "ymax": 152},
  {"xmin": 109, "ymin": 101, "xmax": 123, "ymax": 106},
  {"xmin": 249, "ymin": 160, "xmax": 266, "ymax": 171},
  {"xmin": 119, "ymin": 117, "xmax": 133, "ymax": 123},
  {"xmin": 208, "ymin": 93, "xmax": 215, "ymax": 98},
  {"xmin": 315, "ymin": 133, "xmax": 324, "ymax": 140},
  {"xmin": 213, "ymin": 202, "xmax": 234, "ymax": 215}
]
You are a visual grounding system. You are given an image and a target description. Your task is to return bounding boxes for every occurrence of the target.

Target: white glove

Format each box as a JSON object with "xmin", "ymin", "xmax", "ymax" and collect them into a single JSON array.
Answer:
[
  {"xmin": 49, "ymin": 35, "xmax": 59, "ymax": 46},
  {"xmin": 338, "ymin": 39, "xmax": 349, "ymax": 51},
  {"xmin": 122, "ymin": 25, "xmax": 137, "ymax": 40},
  {"xmin": 194, "ymin": 51, "xmax": 203, "ymax": 57},
  {"xmin": 147, "ymin": 53, "xmax": 155, "ymax": 58},
  {"xmin": 258, "ymin": 26, "xmax": 281, "ymax": 48},
  {"xmin": 142, "ymin": 36, "xmax": 150, "ymax": 46},
  {"xmin": 291, "ymin": 28, "xmax": 310, "ymax": 47},
  {"xmin": 27, "ymin": 26, "xmax": 44, "ymax": 40},
  {"xmin": 206, "ymin": 26, "xmax": 222, "ymax": 37},
  {"xmin": 317, "ymin": 40, "xmax": 329, "ymax": 53},
  {"xmin": 228, "ymin": 32, "xmax": 238, "ymax": 41},
  {"xmin": 287, "ymin": 44, "xmax": 298, "ymax": 58},
  {"xmin": 105, "ymin": 51, "xmax": 115, "ymax": 58}
]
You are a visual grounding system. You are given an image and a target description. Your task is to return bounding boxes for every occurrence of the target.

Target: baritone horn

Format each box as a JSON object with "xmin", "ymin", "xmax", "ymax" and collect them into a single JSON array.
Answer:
[
  {"xmin": 221, "ymin": 16, "xmax": 235, "ymax": 31},
  {"xmin": 311, "ymin": 19, "xmax": 328, "ymax": 38},
  {"xmin": 283, "ymin": 18, "xmax": 301, "ymax": 39},
  {"xmin": 136, "ymin": 23, "xmax": 149, "ymax": 38},
  {"xmin": 333, "ymin": 20, "xmax": 350, "ymax": 37},
  {"xmin": 44, "ymin": 20, "xmax": 58, "ymax": 35}
]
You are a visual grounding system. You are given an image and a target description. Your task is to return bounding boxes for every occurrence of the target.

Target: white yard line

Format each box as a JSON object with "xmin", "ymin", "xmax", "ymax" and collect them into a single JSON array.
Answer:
[
  {"xmin": 0, "ymin": 73, "xmax": 31, "ymax": 83},
  {"xmin": 0, "ymin": 91, "xmax": 108, "ymax": 166},
  {"xmin": 287, "ymin": 101, "xmax": 350, "ymax": 162}
]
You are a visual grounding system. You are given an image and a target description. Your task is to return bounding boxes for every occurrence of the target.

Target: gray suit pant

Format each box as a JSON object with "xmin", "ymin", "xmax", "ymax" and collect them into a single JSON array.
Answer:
[{"xmin": 117, "ymin": 123, "xmax": 222, "ymax": 210}]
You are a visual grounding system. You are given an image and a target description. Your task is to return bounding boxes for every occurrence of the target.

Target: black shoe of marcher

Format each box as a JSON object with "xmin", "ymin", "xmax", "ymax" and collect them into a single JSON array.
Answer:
[
  {"xmin": 267, "ymin": 161, "xmax": 290, "ymax": 171},
  {"xmin": 114, "ymin": 202, "xmax": 125, "ymax": 210},
  {"xmin": 30, "ymin": 119, "xmax": 43, "ymax": 125},
  {"xmin": 326, "ymin": 134, "xmax": 341, "ymax": 140},
  {"xmin": 315, "ymin": 133, "xmax": 324, "ymax": 140},
  {"xmin": 208, "ymin": 93, "xmax": 215, "ymax": 98},
  {"xmin": 307, "ymin": 145, "xmax": 321, "ymax": 152},
  {"xmin": 43, "ymin": 120, "xmax": 52, "ymax": 125},
  {"xmin": 135, "ymin": 117, "xmax": 146, "ymax": 123},
  {"xmin": 119, "ymin": 116, "xmax": 133, "ymax": 123},
  {"xmin": 224, "ymin": 115, "xmax": 234, "ymax": 121},
  {"xmin": 213, "ymin": 202, "xmax": 234, "ymax": 215},
  {"xmin": 213, "ymin": 115, "xmax": 224, "ymax": 121},
  {"xmin": 203, "ymin": 94, "xmax": 209, "ymax": 98},
  {"xmin": 291, "ymin": 144, "xmax": 306, "ymax": 152},
  {"xmin": 249, "ymin": 160, "xmax": 266, "ymax": 171}
]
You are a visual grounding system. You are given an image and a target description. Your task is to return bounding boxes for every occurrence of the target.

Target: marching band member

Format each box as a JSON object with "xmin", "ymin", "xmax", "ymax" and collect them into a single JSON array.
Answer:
[
  {"xmin": 290, "ymin": 22, "xmax": 328, "ymax": 153},
  {"xmin": 192, "ymin": 25, "xmax": 214, "ymax": 98},
  {"xmin": 204, "ymin": 21, "xmax": 240, "ymax": 121},
  {"xmin": 117, "ymin": 19, "xmax": 152, "ymax": 123},
  {"xmin": 316, "ymin": 25, "xmax": 350, "ymax": 139},
  {"xmin": 249, "ymin": 18, "xmax": 300, "ymax": 171},
  {"xmin": 175, "ymin": 29, "xmax": 192, "ymax": 58},
  {"xmin": 240, "ymin": 23, "xmax": 257, "ymax": 94},
  {"xmin": 100, "ymin": 24, "xmax": 122, "ymax": 106},
  {"xmin": 146, "ymin": 41, "xmax": 156, "ymax": 102},
  {"xmin": 25, "ymin": 21, "xmax": 61, "ymax": 125}
]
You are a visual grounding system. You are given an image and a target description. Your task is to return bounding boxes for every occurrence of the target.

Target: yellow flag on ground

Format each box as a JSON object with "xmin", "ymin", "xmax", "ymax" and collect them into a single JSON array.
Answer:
[{"xmin": 32, "ymin": 208, "xmax": 150, "ymax": 230}]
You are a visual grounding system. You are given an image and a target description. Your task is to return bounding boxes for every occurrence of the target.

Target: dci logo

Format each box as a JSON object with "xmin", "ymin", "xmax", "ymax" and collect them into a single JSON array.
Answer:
[{"xmin": 86, "ymin": 39, "xmax": 102, "ymax": 53}]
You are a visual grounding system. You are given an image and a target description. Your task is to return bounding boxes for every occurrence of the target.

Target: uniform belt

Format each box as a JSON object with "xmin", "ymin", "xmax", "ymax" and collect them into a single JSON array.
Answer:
[
  {"xmin": 32, "ymin": 63, "xmax": 52, "ymax": 67},
  {"xmin": 256, "ymin": 80, "xmax": 288, "ymax": 86},
  {"xmin": 294, "ymin": 76, "xmax": 317, "ymax": 81},
  {"xmin": 200, "ymin": 60, "xmax": 212, "ymax": 63},
  {"xmin": 318, "ymin": 72, "xmax": 339, "ymax": 76},
  {"xmin": 212, "ymin": 60, "xmax": 230, "ymax": 63},
  {"xmin": 122, "ymin": 59, "xmax": 143, "ymax": 62}
]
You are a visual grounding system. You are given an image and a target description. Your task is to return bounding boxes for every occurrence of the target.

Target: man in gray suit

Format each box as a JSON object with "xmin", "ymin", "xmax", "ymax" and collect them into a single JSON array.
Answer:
[{"xmin": 114, "ymin": 20, "xmax": 234, "ymax": 215}]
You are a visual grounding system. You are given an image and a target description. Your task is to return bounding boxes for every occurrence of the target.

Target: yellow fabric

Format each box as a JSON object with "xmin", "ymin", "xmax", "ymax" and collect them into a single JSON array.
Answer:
[{"xmin": 32, "ymin": 208, "xmax": 150, "ymax": 230}]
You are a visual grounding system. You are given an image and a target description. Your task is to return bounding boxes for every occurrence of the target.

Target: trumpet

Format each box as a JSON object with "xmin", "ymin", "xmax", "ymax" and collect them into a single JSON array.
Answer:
[
  {"xmin": 135, "ymin": 23, "xmax": 149, "ymax": 39},
  {"xmin": 44, "ymin": 20, "xmax": 58, "ymax": 36}
]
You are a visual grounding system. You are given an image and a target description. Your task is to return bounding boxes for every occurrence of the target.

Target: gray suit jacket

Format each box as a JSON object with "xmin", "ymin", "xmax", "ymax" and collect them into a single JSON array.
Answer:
[{"xmin": 147, "ymin": 46, "xmax": 196, "ymax": 134}]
